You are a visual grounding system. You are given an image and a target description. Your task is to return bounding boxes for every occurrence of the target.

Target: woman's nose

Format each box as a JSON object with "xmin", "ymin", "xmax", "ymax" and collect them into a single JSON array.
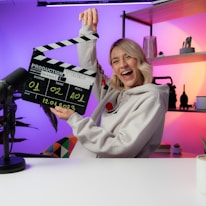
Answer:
[{"xmin": 119, "ymin": 59, "xmax": 127, "ymax": 68}]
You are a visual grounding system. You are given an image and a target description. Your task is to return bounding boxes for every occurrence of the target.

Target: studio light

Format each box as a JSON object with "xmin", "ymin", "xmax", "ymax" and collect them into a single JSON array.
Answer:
[{"xmin": 37, "ymin": 0, "xmax": 153, "ymax": 7}]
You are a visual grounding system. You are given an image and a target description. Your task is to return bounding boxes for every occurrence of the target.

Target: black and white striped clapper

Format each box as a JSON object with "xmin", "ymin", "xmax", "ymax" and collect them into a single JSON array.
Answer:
[{"xmin": 22, "ymin": 33, "xmax": 99, "ymax": 115}]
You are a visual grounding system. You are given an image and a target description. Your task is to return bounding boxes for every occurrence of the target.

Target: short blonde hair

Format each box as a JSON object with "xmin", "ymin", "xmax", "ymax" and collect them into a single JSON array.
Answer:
[{"xmin": 109, "ymin": 38, "xmax": 153, "ymax": 91}]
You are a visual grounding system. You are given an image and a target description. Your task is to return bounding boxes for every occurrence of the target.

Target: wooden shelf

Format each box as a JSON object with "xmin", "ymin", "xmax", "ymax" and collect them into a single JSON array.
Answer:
[
  {"xmin": 149, "ymin": 51, "xmax": 206, "ymax": 66},
  {"xmin": 125, "ymin": 0, "xmax": 206, "ymax": 25}
]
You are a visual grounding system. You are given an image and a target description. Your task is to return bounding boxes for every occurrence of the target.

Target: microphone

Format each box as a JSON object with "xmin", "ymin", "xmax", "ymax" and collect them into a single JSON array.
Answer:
[
  {"xmin": 0, "ymin": 68, "xmax": 28, "ymax": 173},
  {"xmin": 0, "ymin": 68, "xmax": 28, "ymax": 103}
]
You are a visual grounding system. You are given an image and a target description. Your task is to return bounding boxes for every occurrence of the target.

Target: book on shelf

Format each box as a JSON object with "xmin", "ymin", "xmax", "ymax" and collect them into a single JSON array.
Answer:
[{"xmin": 154, "ymin": 142, "xmax": 171, "ymax": 153}]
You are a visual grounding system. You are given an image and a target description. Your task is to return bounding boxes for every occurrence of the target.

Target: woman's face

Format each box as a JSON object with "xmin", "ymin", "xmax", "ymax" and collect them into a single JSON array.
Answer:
[{"xmin": 111, "ymin": 46, "xmax": 143, "ymax": 90}]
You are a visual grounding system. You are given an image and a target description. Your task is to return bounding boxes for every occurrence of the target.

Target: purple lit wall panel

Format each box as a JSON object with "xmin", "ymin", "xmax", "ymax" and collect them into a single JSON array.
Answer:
[{"xmin": 0, "ymin": 1, "xmax": 149, "ymax": 155}]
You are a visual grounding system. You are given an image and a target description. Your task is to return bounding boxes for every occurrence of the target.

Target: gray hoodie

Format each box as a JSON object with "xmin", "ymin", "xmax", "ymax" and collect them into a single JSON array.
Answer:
[{"xmin": 68, "ymin": 25, "xmax": 169, "ymax": 158}]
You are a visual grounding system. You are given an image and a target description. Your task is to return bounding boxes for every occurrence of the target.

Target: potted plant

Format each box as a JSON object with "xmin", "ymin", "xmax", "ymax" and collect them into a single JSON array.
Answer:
[
  {"xmin": 0, "ymin": 90, "xmax": 57, "ymax": 144},
  {"xmin": 200, "ymin": 137, "xmax": 206, "ymax": 154}
]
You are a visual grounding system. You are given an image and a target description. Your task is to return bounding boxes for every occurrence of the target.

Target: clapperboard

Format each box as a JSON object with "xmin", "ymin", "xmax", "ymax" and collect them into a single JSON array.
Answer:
[{"xmin": 22, "ymin": 33, "xmax": 99, "ymax": 115}]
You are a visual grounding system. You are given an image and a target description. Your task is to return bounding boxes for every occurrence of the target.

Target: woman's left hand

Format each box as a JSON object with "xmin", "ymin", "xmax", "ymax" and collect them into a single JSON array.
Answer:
[
  {"xmin": 79, "ymin": 8, "xmax": 98, "ymax": 33},
  {"xmin": 50, "ymin": 106, "xmax": 75, "ymax": 120}
]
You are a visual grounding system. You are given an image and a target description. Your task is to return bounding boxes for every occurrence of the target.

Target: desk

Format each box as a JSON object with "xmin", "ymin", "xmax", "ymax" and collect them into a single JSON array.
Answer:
[{"xmin": 0, "ymin": 158, "xmax": 205, "ymax": 206}]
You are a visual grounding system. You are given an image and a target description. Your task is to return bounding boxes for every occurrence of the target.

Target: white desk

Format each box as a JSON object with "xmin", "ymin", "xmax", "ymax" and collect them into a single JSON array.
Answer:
[{"xmin": 0, "ymin": 158, "xmax": 205, "ymax": 206}]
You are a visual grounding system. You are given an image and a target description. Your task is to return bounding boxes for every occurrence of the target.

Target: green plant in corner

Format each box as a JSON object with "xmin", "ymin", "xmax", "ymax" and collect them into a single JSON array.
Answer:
[
  {"xmin": 200, "ymin": 137, "xmax": 206, "ymax": 153},
  {"xmin": 0, "ymin": 90, "xmax": 58, "ymax": 144}
]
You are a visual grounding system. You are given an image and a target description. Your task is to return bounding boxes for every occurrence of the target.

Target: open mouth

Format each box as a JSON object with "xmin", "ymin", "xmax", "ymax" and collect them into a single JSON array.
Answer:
[{"xmin": 121, "ymin": 69, "xmax": 133, "ymax": 76}]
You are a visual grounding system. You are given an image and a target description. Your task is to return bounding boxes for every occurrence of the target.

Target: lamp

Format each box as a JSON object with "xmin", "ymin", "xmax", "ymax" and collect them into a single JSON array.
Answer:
[{"xmin": 37, "ymin": 0, "xmax": 153, "ymax": 7}]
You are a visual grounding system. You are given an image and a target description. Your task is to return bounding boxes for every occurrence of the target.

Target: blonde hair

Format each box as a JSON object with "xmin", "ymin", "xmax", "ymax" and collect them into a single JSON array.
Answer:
[{"xmin": 109, "ymin": 38, "xmax": 153, "ymax": 91}]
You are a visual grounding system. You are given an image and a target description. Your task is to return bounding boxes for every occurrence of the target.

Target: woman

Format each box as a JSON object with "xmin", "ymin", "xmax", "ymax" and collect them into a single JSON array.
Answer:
[{"xmin": 50, "ymin": 8, "xmax": 169, "ymax": 158}]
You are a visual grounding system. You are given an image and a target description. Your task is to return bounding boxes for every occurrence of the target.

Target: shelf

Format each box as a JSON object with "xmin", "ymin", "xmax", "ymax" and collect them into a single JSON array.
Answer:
[
  {"xmin": 149, "ymin": 51, "xmax": 206, "ymax": 66},
  {"xmin": 168, "ymin": 108, "xmax": 206, "ymax": 113},
  {"xmin": 150, "ymin": 152, "xmax": 197, "ymax": 158},
  {"xmin": 125, "ymin": 0, "xmax": 206, "ymax": 25}
]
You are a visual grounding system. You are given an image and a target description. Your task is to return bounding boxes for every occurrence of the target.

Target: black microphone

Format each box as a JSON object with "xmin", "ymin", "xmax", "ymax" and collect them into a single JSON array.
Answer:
[{"xmin": 0, "ymin": 68, "xmax": 28, "ymax": 103}]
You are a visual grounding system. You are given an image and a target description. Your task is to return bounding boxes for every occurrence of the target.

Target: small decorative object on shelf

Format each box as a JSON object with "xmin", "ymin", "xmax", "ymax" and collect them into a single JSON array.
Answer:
[
  {"xmin": 180, "ymin": 36, "xmax": 195, "ymax": 54},
  {"xmin": 158, "ymin": 51, "xmax": 164, "ymax": 56},
  {"xmin": 180, "ymin": 84, "xmax": 189, "ymax": 110},
  {"xmin": 152, "ymin": 76, "xmax": 177, "ymax": 109},
  {"xmin": 172, "ymin": 143, "xmax": 182, "ymax": 155},
  {"xmin": 196, "ymin": 96, "xmax": 206, "ymax": 110}
]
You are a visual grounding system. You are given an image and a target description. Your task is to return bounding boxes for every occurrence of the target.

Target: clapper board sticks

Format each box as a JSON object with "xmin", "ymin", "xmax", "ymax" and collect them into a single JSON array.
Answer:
[{"xmin": 22, "ymin": 33, "xmax": 99, "ymax": 115}]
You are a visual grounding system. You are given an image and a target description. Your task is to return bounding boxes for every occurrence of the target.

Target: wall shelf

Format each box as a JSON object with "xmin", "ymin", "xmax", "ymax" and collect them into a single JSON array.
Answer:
[
  {"xmin": 149, "ymin": 51, "xmax": 206, "ymax": 66},
  {"xmin": 122, "ymin": 0, "xmax": 206, "ymax": 114},
  {"xmin": 168, "ymin": 109, "xmax": 206, "ymax": 113},
  {"xmin": 124, "ymin": 0, "xmax": 206, "ymax": 26}
]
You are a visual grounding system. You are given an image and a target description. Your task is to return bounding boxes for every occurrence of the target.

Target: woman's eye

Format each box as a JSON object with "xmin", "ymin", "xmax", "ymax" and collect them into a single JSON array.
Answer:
[{"xmin": 112, "ymin": 60, "xmax": 119, "ymax": 64}]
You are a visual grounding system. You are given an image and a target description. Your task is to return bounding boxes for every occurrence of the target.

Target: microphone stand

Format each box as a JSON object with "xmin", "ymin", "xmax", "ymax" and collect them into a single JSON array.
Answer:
[{"xmin": 0, "ymin": 86, "xmax": 25, "ymax": 173}]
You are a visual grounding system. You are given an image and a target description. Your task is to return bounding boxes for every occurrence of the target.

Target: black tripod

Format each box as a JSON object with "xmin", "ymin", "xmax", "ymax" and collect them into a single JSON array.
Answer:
[{"xmin": 0, "ymin": 86, "xmax": 25, "ymax": 174}]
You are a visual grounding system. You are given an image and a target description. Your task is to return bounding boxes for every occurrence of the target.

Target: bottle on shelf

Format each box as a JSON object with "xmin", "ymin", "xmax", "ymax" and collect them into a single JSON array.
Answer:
[{"xmin": 180, "ymin": 84, "xmax": 188, "ymax": 110}]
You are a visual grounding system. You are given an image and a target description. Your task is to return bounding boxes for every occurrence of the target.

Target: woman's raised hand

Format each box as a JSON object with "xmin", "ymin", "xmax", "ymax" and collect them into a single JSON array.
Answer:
[{"xmin": 79, "ymin": 8, "xmax": 98, "ymax": 33}]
